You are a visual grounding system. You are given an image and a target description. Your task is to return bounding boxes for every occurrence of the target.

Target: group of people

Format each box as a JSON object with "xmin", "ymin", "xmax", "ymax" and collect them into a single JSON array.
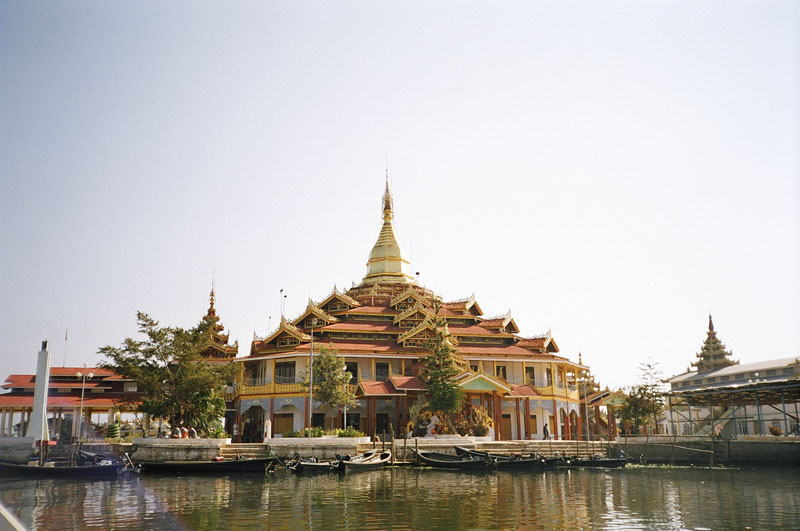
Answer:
[{"xmin": 162, "ymin": 426, "xmax": 198, "ymax": 438}]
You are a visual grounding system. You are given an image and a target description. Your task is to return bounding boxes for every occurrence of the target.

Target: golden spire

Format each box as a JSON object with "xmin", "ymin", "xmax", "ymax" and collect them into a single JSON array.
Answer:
[
  {"xmin": 206, "ymin": 281, "xmax": 217, "ymax": 318},
  {"xmin": 362, "ymin": 176, "xmax": 413, "ymax": 284}
]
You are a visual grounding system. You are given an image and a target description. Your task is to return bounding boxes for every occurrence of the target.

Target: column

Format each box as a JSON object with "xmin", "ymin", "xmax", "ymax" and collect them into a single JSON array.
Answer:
[
  {"xmin": 781, "ymin": 392, "xmax": 789, "ymax": 436},
  {"xmin": 551, "ymin": 400, "xmax": 559, "ymax": 440},
  {"xmin": 608, "ymin": 406, "xmax": 617, "ymax": 441},
  {"xmin": 515, "ymin": 398, "xmax": 522, "ymax": 441},
  {"xmin": 524, "ymin": 398, "xmax": 531, "ymax": 439}
]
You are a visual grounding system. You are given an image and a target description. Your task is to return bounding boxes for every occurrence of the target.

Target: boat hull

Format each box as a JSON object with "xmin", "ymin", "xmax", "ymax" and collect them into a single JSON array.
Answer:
[
  {"xmin": 413, "ymin": 450, "xmax": 488, "ymax": 469},
  {"xmin": 0, "ymin": 460, "xmax": 125, "ymax": 478},
  {"xmin": 137, "ymin": 458, "xmax": 277, "ymax": 473}
]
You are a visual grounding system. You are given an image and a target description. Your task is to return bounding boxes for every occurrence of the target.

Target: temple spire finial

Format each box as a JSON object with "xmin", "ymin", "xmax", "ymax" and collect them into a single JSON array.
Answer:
[
  {"xmin": 382, "ymin": 173, "xmax": 393, "ymax": 222},
  {"xmin": 708, "ymin": 313, "xmax": 714, "ymax": 332}
]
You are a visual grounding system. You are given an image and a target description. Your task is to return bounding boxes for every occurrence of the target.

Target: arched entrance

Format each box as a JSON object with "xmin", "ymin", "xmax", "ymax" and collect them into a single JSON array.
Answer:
[
  {"xmin": 241, "ymin": 405, "xmax": 265, "ymax": 443},
  {"xmin": 569, "ymin": 410, "xmax": 579, "ymax": 441},
  {"xmin": 559, "ymin": 408, "xmax": 568, "ymax": 440}
]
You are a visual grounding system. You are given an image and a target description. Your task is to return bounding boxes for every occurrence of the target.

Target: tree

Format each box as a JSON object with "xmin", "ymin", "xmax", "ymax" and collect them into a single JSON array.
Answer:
[
  {"xmin": 619, "ymin": 359, "xmax": 665, "ymax": 434},
  {"xmin": 99, "ymin": 312, "xmax": 236, "ymax": 435},
  {"xmin": 422, "ymin": 300, "xmax": 467, "ymax": 433},
  {"xmin": 305, "ymin": 344, "xmax": 356, "ymax": 429}
]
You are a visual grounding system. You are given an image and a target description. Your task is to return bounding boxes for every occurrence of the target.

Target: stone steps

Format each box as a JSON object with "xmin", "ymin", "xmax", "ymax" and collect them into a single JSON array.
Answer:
[{"xmin": 219, "ymin": 443, "xmax": 270, "ymax": 459}]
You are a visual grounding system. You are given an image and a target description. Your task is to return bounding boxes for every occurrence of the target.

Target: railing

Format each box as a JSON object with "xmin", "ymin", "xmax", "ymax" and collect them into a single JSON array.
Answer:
[
  {"xmin": 275, "ymin": 375, "xmax": 296, "ymax": 384},
  {"xmin": 239, "ymin": 381, "xmax": 307, "ymax": 395},
  {"xmin": 243, "ymin": 378, "xmax": 268, "ymax": 387}
]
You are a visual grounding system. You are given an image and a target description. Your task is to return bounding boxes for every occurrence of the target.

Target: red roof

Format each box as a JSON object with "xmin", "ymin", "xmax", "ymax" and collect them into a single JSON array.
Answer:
[
  {"xmin": 345, "ymin": 306, "xmax": 398, "ymax": 315},
  {"xmin": 48, "ymin": 367, "xmax": 116, "ymax": 377},
  {"xmin": 0, "ymin": 395, "xmax": 139, "ymax": 407},
  {"xmin": 2, "ymin": 380, "xmax": 102, "ymax": 389},
  {"xmin": 322, "ymin": 322, "xmax": 404, "ymax": 333},
  {"xmin": 509, "ymin": 385, "xmax": 541, "ymax": 397},
  {"xmin": 388, "ymin": 375, "xmax": 427, "ymax": 391},
  {"xmin": 357, "ymin": 381, "xmax": 405, "ymax": 396}
]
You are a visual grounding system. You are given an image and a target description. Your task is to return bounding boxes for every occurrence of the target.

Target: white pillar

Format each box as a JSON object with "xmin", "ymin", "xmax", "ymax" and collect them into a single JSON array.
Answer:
[{"xmin": 25, "ymin": 341, "xmax": 51, "ymax": 443}]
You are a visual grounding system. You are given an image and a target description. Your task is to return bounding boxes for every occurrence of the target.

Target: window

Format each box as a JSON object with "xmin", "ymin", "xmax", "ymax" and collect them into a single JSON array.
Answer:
[
  {"xmin": 525, "ymin": 367, "xmax": 535, "ymax": 385},
  {"xmin": 124, "ymin": 382, "xmax": 137, "ymax": 393},
  {"xmin": 376, "ymin": 363, "xmax": 389, "ymax": 382},
  {"xmin": 496, "ymin": 365, "xmax": 507, "ymax": 380},
  {"xmin": 345, "ymin": 362, "xmax": 358, "ymax": 384},
  {"xmin": 312, "ymin": 413, "xmax": 325, "ymax": 428},
  {"xmin": 275, "ymin": 362, "xmax": 296, "ymax": 384},
  {"xmin": 470, "ymin": 364, "xmax": 479, "ymax": 373},
  {"xmin": 546, "ymin": 367, "xmax": 553, "ymax": 386},
  {"xmin": 277, "ymin": 337, "xmax": 299, "ymax": 347}
]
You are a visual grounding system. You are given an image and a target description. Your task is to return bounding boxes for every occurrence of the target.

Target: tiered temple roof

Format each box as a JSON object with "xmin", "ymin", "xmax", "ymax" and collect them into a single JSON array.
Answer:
[
  {"xmin": 199, "ymin": 287, "xmax": 239, "ymax": 361},
  {"xmin": 691, "ymin": 314, "xmax": 737, "ymax": 373}
]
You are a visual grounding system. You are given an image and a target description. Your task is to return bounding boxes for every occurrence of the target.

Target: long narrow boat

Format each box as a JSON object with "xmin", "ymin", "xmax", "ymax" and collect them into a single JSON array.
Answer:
[
  {"xmin": 454, "ymin": 446, "xmax": 548, "ymax": 470},
  {"xmin": 0, "ymin": 452, "xmax": 127, "ymax": 478},
  {"xmin": 136, "ymin": 456, "xmax": 278, "ymax": 473},
  {"xmin": 287, "ymin": 454, "xmax": 343, "ymax": 474},
  {"xmin": 560, "ymin": 455, "xmax": 627, "ymax": 468},
  {"xmin": 342, "ymin": 450, "xmax": 391, "ymax": 471},
  {"xmin": 412, "ymin": 449, "xmax": 488, "ymax": 470}
]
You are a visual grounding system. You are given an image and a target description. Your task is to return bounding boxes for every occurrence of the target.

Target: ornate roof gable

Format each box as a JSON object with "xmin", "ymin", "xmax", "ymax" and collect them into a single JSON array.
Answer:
[
  {"xmin": 479, "ymin": 310, "xmax": 520, "ymax": 333},
  {"xmin": 397, "ymin": 317, "xmax": 459, "ymax": 347},
  {"xmin": 517, "ymin": 330, "xmax": 558, "ymax": 353},
  {"xmin": 443, "ymin": 293, "xmax": 483, "ymax": 316},
  {"xmin": 393, "ymin": 302, "xmax": 432, "ymax": 325},
  {"xmin": 390, "ymin": 286, "xmax": 431, "ymax": 309},
  {"xmin": 318, "ymin": 286, "xmax": 361, "ymax": 312},
  {"xmin": 292, "ymin": 299, "xmax": 340, "ymax": 328},
  {"xmin": 262, "ymin": 316, "xmax": 311, "ymax": 346}
]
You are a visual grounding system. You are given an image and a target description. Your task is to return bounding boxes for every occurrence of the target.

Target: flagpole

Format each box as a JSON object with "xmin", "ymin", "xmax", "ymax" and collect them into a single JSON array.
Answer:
[{"xmin": 63, "ymin": 330, "xmax": 68, "ymax": 367}]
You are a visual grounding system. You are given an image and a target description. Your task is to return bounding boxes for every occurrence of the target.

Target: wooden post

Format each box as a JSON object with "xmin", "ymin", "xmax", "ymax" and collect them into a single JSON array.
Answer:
[
  {"xmin": 415, "ymin": 437, "xmax": 419, "ymax": 465},
  {"xmin": 404, "ymin": 434, "xmax": 408, "ymax": 462},
  {"xmin": 382, "ymin": 431, "xmax": 386, "ymax": 451}
]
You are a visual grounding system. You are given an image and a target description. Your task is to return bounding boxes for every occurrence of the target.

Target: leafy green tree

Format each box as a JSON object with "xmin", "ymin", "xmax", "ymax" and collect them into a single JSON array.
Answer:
[
  {"xmin": 422, "ymin": 300, "xmax": 467, "ymax": 433},
  {"xmin": 305, "ymin": 344, "xmax": 356, "ymax": 429},
  {"xmin": 99, "ymin": 312, "xmax": 236, "ymax": 435},
  {"xmin": 619, "ymin": 360, "xmax": 664, "ymax": 434}
]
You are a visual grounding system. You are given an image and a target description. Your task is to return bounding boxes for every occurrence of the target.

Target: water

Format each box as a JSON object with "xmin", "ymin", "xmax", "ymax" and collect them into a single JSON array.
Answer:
[{"xmin": 1, "ymin": 466, "xmax": 798, "ymax": 530}]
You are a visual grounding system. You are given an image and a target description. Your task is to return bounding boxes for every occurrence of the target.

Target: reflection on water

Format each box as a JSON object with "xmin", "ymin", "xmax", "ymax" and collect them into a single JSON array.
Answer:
[{"xmin": 1, "ymin": 466, "xmax": 798, "ymax": 530}]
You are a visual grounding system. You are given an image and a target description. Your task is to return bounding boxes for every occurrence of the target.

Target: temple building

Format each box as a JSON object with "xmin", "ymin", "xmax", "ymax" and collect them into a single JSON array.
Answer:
[{"xmin": 234, "ymin": 180, "xmax": 587, "ymax": 442}]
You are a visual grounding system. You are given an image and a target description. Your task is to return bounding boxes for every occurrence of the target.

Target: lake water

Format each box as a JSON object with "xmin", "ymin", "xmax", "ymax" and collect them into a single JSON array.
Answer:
[{"xmin": 1, "ymin": 466, "xmax": 798, "ymax": 530}]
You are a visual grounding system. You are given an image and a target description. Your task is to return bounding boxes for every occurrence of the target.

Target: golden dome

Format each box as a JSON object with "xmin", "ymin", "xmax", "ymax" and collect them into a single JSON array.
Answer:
[{"xmin": 362, "ymin": 178, "xmax": 413, "ymax": 284}]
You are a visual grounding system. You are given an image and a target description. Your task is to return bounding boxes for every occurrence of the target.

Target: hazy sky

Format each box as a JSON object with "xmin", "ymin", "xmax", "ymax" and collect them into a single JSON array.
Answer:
[{"xmin": 1, "ymin": 1, "xmax": 797, "ymax": 390}]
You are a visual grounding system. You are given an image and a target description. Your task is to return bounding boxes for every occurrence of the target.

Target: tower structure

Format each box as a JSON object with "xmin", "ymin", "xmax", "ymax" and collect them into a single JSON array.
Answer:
[
  {"xmin": 199, "ymin": 286, "xmax": 239, "ymax": 361},
  {"xmin": 691, "ymin": 314, "xmax": 737, "ymax": 373}
]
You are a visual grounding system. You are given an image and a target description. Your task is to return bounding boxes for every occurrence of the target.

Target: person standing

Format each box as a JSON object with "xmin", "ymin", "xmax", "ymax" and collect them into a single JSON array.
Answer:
[{"xmin": 543, "ymin": 423, "xmax": 549, "ymax": 440}]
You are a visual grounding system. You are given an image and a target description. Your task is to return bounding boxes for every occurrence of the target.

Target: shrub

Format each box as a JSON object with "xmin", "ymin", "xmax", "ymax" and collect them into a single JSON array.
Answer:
[{"xmin": 336, "ymin": 426, "xmax": 365, "ymax": 438}]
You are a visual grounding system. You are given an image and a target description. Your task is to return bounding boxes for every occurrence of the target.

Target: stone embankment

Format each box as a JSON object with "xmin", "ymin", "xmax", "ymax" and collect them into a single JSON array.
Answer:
[{"xmin": 612, "ymin": 435, "xmax": 800, "ymax": 466}]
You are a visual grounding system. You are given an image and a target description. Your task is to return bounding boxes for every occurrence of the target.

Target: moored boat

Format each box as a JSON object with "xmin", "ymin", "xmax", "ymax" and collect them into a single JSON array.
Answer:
[
  {"xmin": 287, "ymin": 453, "xmax": 343, "ymax": 474},
  {"xmin": 560, "ymin": 455, "xmax": 627, "ymax": 468},
  {"xmin": 136, "ymin": 456, "xmax": 278, "ymax": 473},
  {"xmin": 0, "ymin": 451, "xmax": 127, "ymax": 478},
  {"xmin": 412, "ymin": 449, "xmax": 488, "ymax": 469},
  {"xmin": 453, "ymin": 446, "xmax": 548, "ymax": 470},
  {"xmin": 342, "ymin": 450, "xmax": 391, "ymax": 471}
]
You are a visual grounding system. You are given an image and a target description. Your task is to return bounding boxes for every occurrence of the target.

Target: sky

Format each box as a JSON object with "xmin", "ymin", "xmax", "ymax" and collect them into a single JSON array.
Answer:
[{"xmin": 1, "ymin": 1, "xmax": 797, "ymax": 390}]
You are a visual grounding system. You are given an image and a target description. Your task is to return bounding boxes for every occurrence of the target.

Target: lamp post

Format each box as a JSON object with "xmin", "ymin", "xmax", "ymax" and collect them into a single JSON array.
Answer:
[
  {"xmin": 307, "ymin": 318, "xmax": 318, "ymax": 436},
  {"xmin": 75, "ymin": 371, "xmax": 93, "ymax": 440}
]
